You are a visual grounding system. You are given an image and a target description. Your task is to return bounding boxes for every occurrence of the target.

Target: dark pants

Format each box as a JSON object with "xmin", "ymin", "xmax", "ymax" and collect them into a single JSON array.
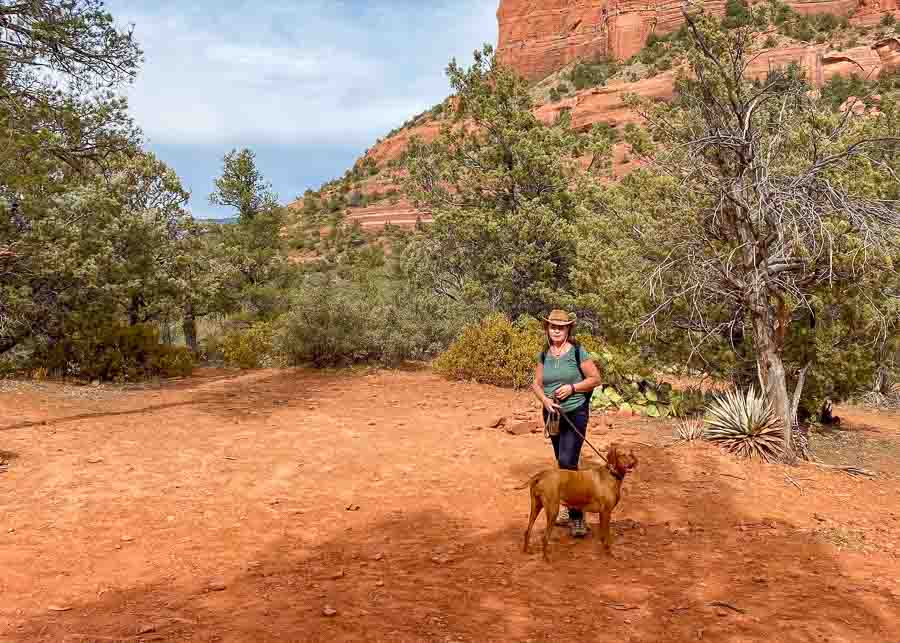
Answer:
[{"xmin": 543, "ymin": 402, "xmax": 589, "ymax": 521}]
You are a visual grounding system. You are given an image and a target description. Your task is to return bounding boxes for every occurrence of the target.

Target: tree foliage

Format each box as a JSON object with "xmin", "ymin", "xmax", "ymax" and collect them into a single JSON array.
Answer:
[
  {"xmin": 1, "ymin": 1, "xmax": 205, "ymax": 371},
  {"xmin": 402, "ymin": 44, "xmax": 613, "ymax": 317},
  {"xmin": 209, "ymin": 148, "xmax": 278, "ymax": 222},
  {"xmin": 578, "ymin": 7, "xmax": 900, "ymax": 458}
]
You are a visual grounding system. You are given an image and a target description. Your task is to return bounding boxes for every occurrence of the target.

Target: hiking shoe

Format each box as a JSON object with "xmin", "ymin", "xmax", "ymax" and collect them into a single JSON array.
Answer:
[
  {"xmin": 555, "ymin": 506, "xmax": 570, "ymax": 527},
  {"xmin": 570, "ymin": 517, "xmax": 591, "ymax": 538}
]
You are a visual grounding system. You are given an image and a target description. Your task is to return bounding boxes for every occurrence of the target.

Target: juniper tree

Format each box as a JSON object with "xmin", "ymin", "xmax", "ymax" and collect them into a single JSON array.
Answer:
[
  {"xmin": 403, "ymin": 44, "xmax": 612, "ymax": 317},
  {"xmin": 583, "ymin": 6, "xmax": 900, "ymax": 460}
]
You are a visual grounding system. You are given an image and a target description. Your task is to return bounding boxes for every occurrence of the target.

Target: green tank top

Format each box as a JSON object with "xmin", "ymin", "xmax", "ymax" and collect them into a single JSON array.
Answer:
[{"xmin": 538, "ymin": 345, "xmax": 589, "ymax": 413}]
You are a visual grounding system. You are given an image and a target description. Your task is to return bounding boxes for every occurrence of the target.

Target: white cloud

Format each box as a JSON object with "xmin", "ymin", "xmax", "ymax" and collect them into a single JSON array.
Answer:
[{"xmin": 106, "ymin": 0, "xmax": 498, "ymax": 147}]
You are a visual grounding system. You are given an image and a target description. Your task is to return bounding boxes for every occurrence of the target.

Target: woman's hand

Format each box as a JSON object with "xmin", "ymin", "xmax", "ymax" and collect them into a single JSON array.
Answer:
[
  {"xmin": 542, "ymin": 396, "xmax": 560, "ymax": 413},
  {"xmin": 554, "ymin": 384, "xmax": 575, "ymax": 401}
]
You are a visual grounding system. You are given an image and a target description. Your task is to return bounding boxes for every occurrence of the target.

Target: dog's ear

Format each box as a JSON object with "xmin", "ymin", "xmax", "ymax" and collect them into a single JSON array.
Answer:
[{"xmin": 625, "ymin": 448, "xmax": 638, "ymax": 471}]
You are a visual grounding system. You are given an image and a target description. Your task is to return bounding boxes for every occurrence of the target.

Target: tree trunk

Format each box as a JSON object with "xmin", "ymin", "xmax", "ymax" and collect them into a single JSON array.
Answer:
[
  {"xmin": 182, "ymin": 302, "xmax": 198, "ymax": 353},
  {"xmin": 161, "ymin": 319, "xmax": 174, "ymax": 345},
  {"xmin": 749, "ymin": 295, "xmax": 795, "ymax": 462},
  {"xmin": 128, "ymin": 294, "xmax": 145, "ymax": 326},
  {"xmin": 873, "ymin": 364, "xmax": 892, "ymax": 396}
]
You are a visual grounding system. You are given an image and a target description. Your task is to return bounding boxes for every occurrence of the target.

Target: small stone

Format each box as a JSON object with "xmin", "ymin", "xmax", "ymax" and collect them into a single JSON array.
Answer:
[
  {"xmin": 329, "ymin": 570, "xmax": 345, "ymax": 580},
  {"xmin": 120, "ymin": 535, "xmax": 134, "ymax": 542},
  {"xmin": 137, "ymin": 624, "xmax": 157, "ymax": 635},
  {"xmin": 87, "ymin": 456, "xmax": 104, "ymax": 464},
  {"xmin": 373, "ymin": 553, "xmax": 384, "ymax": 561},
  {"xmin": 167, "ymin": 515, "xmax": 175, "ymax": 522},
  {"xmin": 375, "ymin": 580, "xmax": 384, "ymax": 587},
  {"xmin": 488, "ymin": 416, "xmax": 507, "ymax": 428},
  {"xmin": 91, "ymin": 379, "xmax": 101, "ymax": 387},
  {"xmin": 505, "ymin": 421, "xmax": 536, "ymax": 436},
  {"xmin": 368, "ymin": 420, "xmax": 377, "ymax": 426},
  {"xmin": 322, "ymin": 606, "xmax": 337, "ymax": 617},
  {"xmin": 207, "ymin": 579, "xmax": 227, "ymax": 592}
]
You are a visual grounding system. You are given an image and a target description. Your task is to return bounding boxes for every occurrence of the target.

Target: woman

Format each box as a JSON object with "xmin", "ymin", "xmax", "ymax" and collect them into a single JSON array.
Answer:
[{"xmin": 531, "ymin": 309, "xmax": 602, "ymax": 538}]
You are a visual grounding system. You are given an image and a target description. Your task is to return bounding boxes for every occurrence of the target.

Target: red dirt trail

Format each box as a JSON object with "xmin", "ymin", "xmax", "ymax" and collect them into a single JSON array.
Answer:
[{"xmin": 1, "ymin": 368, "xmax": 899, "ymax": 642}]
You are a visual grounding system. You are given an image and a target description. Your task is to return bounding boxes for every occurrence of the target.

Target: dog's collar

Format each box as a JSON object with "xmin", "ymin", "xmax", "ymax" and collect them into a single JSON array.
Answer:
[{"xmin": 607, "ymin": 463, "xmax": 625, "ymax": 481}]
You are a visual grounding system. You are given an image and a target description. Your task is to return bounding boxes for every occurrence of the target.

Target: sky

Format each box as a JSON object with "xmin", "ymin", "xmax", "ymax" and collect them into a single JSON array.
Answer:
[{"xmin": 104, "ymin": 0, "xmax": 498, "ymax": 219}]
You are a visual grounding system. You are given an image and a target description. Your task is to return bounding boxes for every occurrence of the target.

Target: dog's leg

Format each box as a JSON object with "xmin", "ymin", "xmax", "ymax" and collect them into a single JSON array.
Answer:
[
  {"xmin": 599, "ymin": 510, "xmax": 613, "ymax": 552},
  {"xmin": 542, "ymin": 499, "xmax": 559, "ymax": 563},
  {"xmin": 523, "ymin": 493, "xmax": 542, "ymax": 554}
]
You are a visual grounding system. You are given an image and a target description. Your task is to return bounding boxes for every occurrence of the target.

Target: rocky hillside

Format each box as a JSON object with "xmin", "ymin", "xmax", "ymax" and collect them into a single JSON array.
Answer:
[
  {"xmin": 289, "ymin": 0, "xmax": 900, "ymax": 234},
  {"xmin": 496, "ymin": 0, "xmax": 897, "ymax": 80}
]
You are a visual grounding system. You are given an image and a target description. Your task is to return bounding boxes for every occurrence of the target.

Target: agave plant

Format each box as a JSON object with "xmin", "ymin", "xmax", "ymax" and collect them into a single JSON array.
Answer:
[
  {"xmin": 704, "ymin": 388, "xmax": 784, "ymax": 462},
  {"xmin": 673, "ymin": 416, "xmax": 706, "ymax": 442}
]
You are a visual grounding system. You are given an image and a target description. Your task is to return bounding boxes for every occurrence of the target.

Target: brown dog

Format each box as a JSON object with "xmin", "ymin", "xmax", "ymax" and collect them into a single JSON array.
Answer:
[{"xmin": 518, "ymin": 442, "xmax": 638, "ymax": 561}]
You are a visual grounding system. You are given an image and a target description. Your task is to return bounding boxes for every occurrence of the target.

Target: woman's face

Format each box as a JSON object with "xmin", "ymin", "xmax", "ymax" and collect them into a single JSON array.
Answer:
[{"xmin": 547, "ymin": 323, "xmax": 569, "ymax": 343}]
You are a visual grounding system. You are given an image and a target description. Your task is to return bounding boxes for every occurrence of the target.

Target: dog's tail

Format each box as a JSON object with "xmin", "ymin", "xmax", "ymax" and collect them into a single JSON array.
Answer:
[{"xmin": 513, "ymin": 471, "xmax": 545, "ymax": 490}]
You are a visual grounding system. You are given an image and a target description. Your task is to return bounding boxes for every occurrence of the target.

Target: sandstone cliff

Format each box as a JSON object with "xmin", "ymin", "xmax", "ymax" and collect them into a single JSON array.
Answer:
[
  {"xmin": 496, "ymin": 0, "xmax": 899, "ymax": 81},
  {"xmin": 291, "ymin": 1, "xmax": 900, "ymax": 233}
]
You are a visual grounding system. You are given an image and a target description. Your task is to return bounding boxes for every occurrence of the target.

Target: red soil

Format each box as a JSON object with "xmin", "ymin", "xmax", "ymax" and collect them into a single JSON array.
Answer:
[{"xmin": 1, "ymin": 368, "xmax": 899, "ymax": 641}]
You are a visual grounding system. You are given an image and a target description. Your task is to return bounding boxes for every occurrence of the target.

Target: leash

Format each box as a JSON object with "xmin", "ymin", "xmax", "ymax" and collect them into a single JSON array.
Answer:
[{"xmin": 545, "ymin": 405, "xmax": 608, "ymax": 464}]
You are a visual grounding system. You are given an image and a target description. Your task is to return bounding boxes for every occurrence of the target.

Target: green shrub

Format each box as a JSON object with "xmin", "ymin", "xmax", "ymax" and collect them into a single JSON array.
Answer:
[
  {"xmin": 434, "ymin": 313, "xmax": 544, "ymax": 388},
  {"xmin": 198, "ymin": 317, "xmax": 228, "ymax": 362},
  {"xmin": 221, "ymin": 322, "xmax": 279, "ymax": 369},
  {"xmin": 821, "ymin": 73, "xmax": 873, "ymax": 109},
  {"xmin": 568, "ymin": 61, "xmax": 617, "ymax": 90},
  {"xmin": 0, "ymin": 354, "xmax": 21, "ymax": 378},
  {"xmin": 277, "ymin": 273, "xmax": 471, "ymax": 367},
  {"xmin": 668, "ymin": 385, "xmax": 718, "ymax": 418},
  {"xmin": 278, "ymin": 280, "xmax": 372, "ymax": 367},
  {"xmin": 434, "ymin": 314, "xmax": 711, "ymax": 417},
  {"xmin": 33, "ymin": 322, "xmax": 196, "ymax": 382},
  {"xmin": 722, "ymin": 0, "xmax": 752, "ymax": 29},
  {"xmin": 881, "ymin": 13, "xmax": 896, "ymax": 27}
]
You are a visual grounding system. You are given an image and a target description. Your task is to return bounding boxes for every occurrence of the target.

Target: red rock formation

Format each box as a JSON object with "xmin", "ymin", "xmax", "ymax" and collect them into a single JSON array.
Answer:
[
  {"xmin": 496, "ymin": 0, "xmax": 728, "ymax": 79},
  {"xmin": 367, "ymin": 122, "xmax": 442, "ymax": 166},
  {"xmin": 875, "ymin": 37, "xmax": 900, "ymax": 70},
  {"xmin": 294, "ymin": 2, "xmax": 900, "ymax": 232},
  {"xmin": 497, "ymin": 0, "xmax": 900, "ymax": 81}
]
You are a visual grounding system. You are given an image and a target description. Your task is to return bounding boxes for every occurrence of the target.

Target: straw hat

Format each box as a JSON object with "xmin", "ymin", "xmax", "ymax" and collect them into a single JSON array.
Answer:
[{"xmin": 542, "ymin": 309, "xmax": 576, "ymax": 326}]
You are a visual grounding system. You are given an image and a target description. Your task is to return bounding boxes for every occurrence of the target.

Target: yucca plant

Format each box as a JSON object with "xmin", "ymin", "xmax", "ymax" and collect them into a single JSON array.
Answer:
[
  {"xmin": 704, "ymin": 388, "xmax": 784, "ymax": 462},
  {"xmin": 673, "ymin": 416, "xmax": 706, "ymax": 442}
]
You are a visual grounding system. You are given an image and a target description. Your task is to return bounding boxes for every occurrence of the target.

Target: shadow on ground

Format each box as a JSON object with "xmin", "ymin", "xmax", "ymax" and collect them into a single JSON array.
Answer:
[
  {"xmin": 10, "ymin": 439, "xmax": 897, "ymax": 643},
  {"xmin": 0, "ymin": 369, "xmax": 351, "ymax": 433}
]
